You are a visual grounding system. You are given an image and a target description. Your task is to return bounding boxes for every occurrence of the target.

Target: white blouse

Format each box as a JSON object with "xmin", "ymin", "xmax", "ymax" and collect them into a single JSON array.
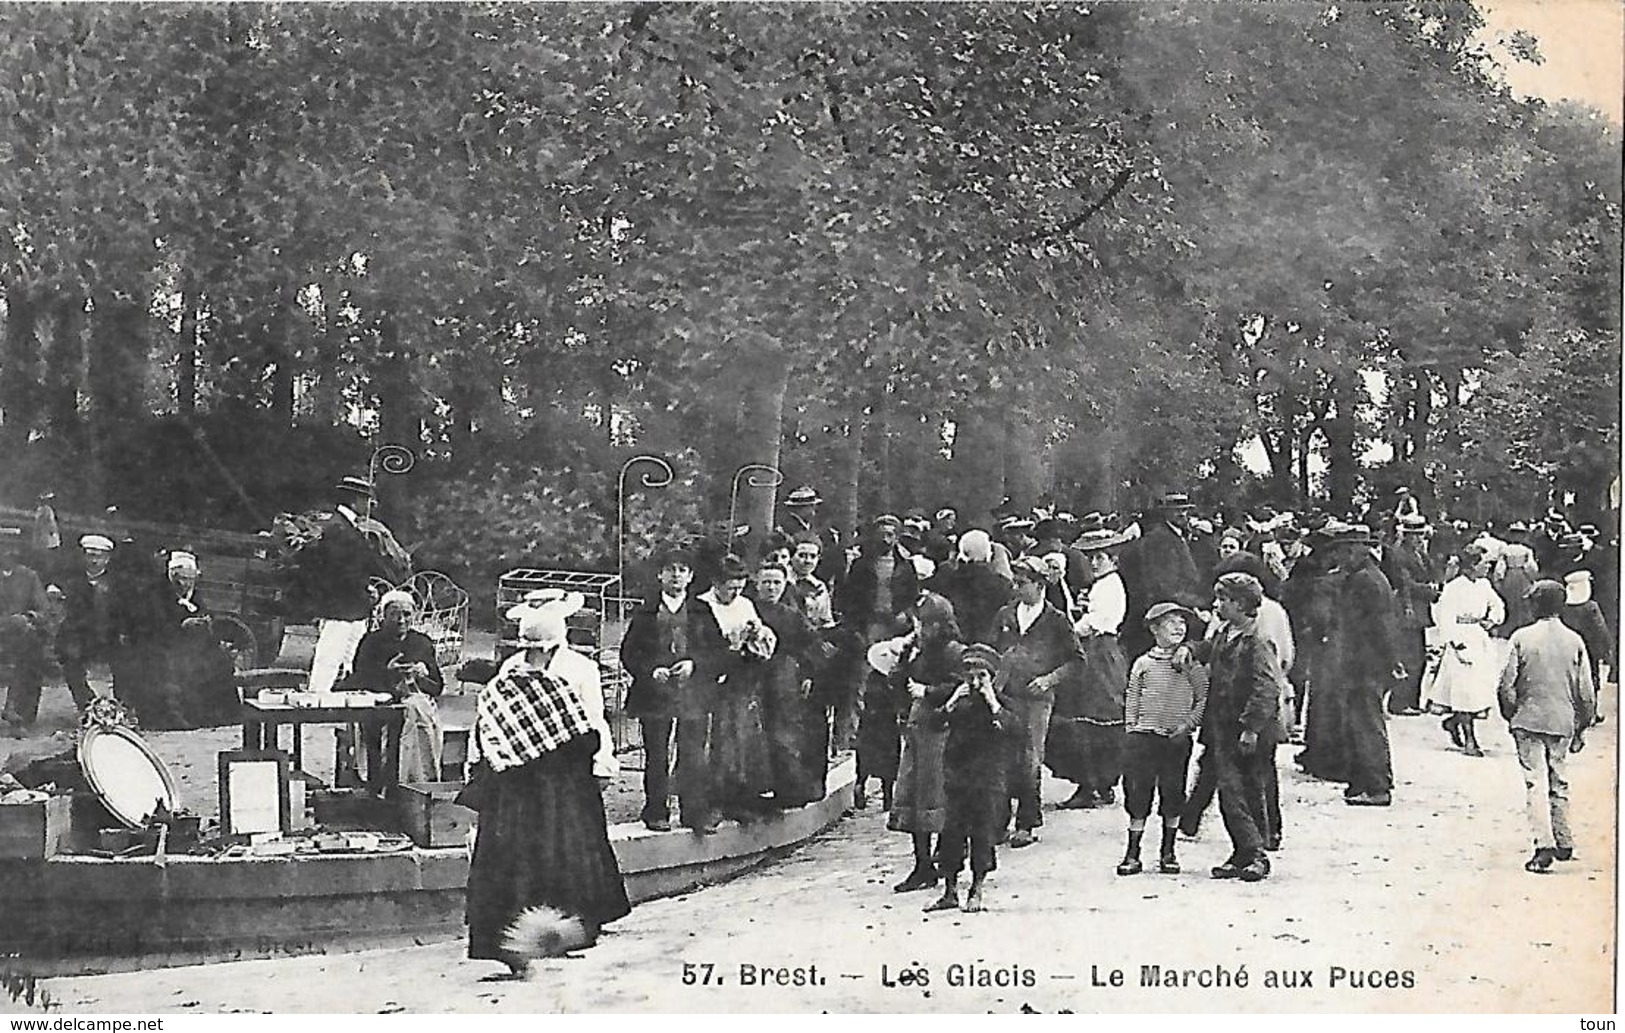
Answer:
[{"xmin": 1076, "ymin": 570, "xmax": 1127, "ymax": 636}]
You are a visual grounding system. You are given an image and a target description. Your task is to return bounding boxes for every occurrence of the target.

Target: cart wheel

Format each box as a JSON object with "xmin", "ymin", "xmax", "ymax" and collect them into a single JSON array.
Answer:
[{"xmin": 214, "ymin": 614, "xmax": 259, "ymax": 673}]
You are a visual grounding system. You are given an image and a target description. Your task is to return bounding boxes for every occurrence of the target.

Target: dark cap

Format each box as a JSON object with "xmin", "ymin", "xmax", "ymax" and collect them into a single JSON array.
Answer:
[
  {"xmin": 960, "ymin": 643, "xmax": 1001, "ymax": 672},
  {"xmin": 1144, "ymin": 601, "xmax": 1196, "ymax": 627}
]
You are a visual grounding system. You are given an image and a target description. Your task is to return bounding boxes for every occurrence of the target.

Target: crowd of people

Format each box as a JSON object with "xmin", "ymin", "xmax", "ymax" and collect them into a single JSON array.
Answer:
[
  {"xmin": 0, "ymin": 476, "xmax": 1612, "ymax": 975},
  {"xmin": 608, "ymin": 483, "xmax": 1615, "ymax": 921},
  {"xmin": 0, "ymin": 520, "xmax": 239, "ymax": 733}
]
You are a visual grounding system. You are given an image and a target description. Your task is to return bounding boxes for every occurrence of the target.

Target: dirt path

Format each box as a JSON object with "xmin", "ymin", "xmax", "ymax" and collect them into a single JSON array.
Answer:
[{"xmin": 22, "ymin": 704, "xmax": 1615, "ymax": 1014}]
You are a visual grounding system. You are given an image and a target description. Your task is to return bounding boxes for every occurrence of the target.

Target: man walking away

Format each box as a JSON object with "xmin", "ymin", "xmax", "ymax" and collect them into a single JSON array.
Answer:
[{"xmin": 1499, "ymin": 580, "xmax": 1597, "ymax": 874}]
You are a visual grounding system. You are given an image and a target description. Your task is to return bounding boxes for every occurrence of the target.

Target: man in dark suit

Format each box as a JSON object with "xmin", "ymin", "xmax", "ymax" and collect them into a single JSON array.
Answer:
[
  {"xmin": 619, "ymin": 548, "xmax": 726, "ymax": 832},
  {"xmin": 0, "ymin": 528, "xmax": 51, "ymax": 731},
  {"xmin": 295, "ymin": 477, "xmax": 399, "ymax": 693},
  {"xmin": 1194, "ymin": 573, "xmax": 1287, "ymax": 882},
  {"xmin": 1324, "ymin": 527, "xmax": 1402, "ymax": 806},
  {"xmin": 50, "ymin": 533, "xmax": 120, "ymax": 716},
  {"xmin": 1381, "ymin": 516, "xmax": 1434, "ymax": 716},
  {"xmin": 1118, "ymin": 492, "xmax": 1203, "ymax": 658}
]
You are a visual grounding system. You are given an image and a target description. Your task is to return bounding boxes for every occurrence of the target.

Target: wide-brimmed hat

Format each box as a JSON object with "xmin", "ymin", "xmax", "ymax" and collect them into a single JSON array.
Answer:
[
  {"xmin": 505, "ymin": 588, "xmax": 585, "ymax": 622},
  {"xmin": 1397, "ymin": 514, "xmax": 1430, "ymax": 533},
  {"xmin": 1144, "ymin": 601, "xmax": 1197, "ymax": 627},
  {"xmin": 335, "ymin": 475, "xmax": 373, "ymax": 496},
  {"xmin": 997, "ymin": 514, "xmax": 1036, "ymax": 535},
  {"xmin": 1074, "ymin": 523, "xmax": 1139, "ymax": 552},
  {"xmin": 784, "ymin": 485, "xmax": 823, "ymax": 507}
]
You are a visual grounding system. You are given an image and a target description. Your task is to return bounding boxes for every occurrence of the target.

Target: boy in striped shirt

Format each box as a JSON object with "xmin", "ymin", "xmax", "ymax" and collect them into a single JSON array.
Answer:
[{"xmin": 1117, "ymin": 602, "xmax": 1208, "ymax": 875}]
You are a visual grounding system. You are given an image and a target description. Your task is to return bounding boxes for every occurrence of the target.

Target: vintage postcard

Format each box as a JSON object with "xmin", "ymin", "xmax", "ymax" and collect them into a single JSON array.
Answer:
[{"xmin": 0, "ymin": 0, "xmax": 1617, "ymax": 1016}]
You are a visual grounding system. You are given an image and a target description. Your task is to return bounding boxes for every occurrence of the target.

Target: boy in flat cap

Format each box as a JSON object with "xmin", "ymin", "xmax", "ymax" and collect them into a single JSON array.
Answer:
[
  {"xmin": 1117, "ymin": 602, "xmax": 1208, "ymax": 876},
  {"xmin": 923, "ymin": 643, "xmax": 1018, "ymax": 914},
  {"xmin": 1181, "ymin": 573, "xmax": 1286, "ymax": 882}
]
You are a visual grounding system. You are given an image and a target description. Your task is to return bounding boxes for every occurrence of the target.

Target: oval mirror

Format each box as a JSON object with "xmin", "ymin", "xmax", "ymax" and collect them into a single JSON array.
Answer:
[{"xmin": 77, "ymin": 726, "xmax": 180, "ymax": 828}]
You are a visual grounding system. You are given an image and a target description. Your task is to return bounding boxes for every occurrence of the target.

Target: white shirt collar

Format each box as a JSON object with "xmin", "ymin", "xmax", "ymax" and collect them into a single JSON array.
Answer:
[
  {"xmin": 660, "ymin": 592, "xmax": 686, "ymax": 613},
  {"xmin": 1016, "ymin": 599, "xmax": 1044, "ymax": 633}
]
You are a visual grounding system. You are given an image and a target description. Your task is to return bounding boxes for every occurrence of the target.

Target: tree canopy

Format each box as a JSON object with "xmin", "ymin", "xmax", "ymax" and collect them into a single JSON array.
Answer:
[{"xmin": 0, "ymin": 1, "xmax": 1616, "ymax": 581}]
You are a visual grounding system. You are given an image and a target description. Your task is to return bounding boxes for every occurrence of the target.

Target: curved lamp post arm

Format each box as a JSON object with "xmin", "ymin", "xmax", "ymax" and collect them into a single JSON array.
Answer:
[
  {"xmin": 618, "ymin": 455, "xmax": 675, "ymax": 624},
  {"xmin": 367, "ymin": 444, "xmax": 417, "ymax": 520},
  {"xmin": 728, "ymin": 464, "xmax": 784, "ymax": 548}
]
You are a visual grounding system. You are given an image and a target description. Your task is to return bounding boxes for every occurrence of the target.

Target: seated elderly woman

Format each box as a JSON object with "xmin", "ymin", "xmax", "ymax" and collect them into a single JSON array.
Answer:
[{"xmin": 346, "ymin": 590, "xmax": 445, "ymax": 783}]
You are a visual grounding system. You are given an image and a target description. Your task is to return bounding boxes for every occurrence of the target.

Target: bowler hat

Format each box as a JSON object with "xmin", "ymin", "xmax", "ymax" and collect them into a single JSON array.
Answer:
[
  {"xmin": 336, "ymin": 475, "xmax": 373, "ymax": 496},
  {"xmin": 1153, "ymin": 492, "xmax": 1195, "ymax": 511}
]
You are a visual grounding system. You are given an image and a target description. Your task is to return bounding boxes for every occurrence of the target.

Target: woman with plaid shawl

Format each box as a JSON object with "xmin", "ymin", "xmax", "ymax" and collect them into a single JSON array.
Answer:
[{"xmin": 465, "ymin": 605, "xmax": 630, "ymax": 976}]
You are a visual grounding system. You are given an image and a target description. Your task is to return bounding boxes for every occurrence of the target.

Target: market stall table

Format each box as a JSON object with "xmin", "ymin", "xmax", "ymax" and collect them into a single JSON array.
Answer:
[{"xmin": 240, "ymin": 698, "xmax": 405, "ymax": 795}]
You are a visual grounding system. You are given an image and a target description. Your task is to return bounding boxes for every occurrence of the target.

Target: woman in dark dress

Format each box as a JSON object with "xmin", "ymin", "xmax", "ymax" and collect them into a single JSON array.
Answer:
[
  {"xmin": 750, "ymin": 561, "xmax": 831, "ymax": 808},
  {"xmin": 157, "ymin": 551, "xmax": 239, "ymax": 729},
  {"xmin": 883, "ymin": 590, "xmax": 964, "ymax": 893},
  {"xmin": 699, "ymin": 555, "xmax": 776, "ymax": 819},
  {"xmin": 466, "ymin": 606, "xmax": 629, "ymax": 977}
]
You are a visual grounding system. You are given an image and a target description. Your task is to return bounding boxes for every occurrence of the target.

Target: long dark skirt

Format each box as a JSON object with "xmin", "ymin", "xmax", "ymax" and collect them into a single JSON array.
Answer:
[
  {"xmin": 1046, "ymin": 634, "xmax": 1126, "ymax": 787},
  {"xmin": 466, "ymin": 736, "xmax": 630, "ymax": 961},
  {"xmin": 712, "ymin": 671, "xmax": 774, "ymax": 810},
  {"xmin": 1046, "ymin": 719, "xmax": 1125, "ymax": 792},
  {"xmin": 760, "ymin": 658, "xmax": 829, "ymax": 807},
  {"xmin": 889, "ymin": 707, "xmax": 948, "ymax": 834},
  {"xmin": 1298, "ymin": 653, "xmax": 1351, "ymax": 782},
  {"xmin": 857, "ymin": 670, "xmax": 904, "ymax": 782}
]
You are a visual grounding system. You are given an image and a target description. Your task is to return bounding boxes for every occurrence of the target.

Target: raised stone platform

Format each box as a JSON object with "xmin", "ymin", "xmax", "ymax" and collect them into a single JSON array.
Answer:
[{"xmin": 0, "ymin": 757, "xmax": 856, "ymax": 975}]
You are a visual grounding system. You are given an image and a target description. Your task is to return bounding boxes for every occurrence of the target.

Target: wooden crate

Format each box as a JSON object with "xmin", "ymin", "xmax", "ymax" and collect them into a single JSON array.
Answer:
[
  {"xmin": 0, "ymin": 795, "xmax": 73, "ymax": 859},
  {"xmin": 394, "ymin": 782, "xmax": 476, "ymax": 849}
]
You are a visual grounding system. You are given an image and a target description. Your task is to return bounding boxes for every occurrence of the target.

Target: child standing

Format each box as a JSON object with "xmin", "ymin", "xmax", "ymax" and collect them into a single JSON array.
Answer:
[
  {"xmin": 1118, "ymin": 603, "xmax": 1208, "ymax": 875},
  {"xmin": 924, "ymin": 643, "xmax": 1018, "ymax": 914}
]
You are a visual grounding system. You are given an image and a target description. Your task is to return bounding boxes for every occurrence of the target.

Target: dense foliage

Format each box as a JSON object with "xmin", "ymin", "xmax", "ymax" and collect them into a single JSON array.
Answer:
[{"xmin": 0, "ymin": 2, "xmax": 1617, "ymax": 574}]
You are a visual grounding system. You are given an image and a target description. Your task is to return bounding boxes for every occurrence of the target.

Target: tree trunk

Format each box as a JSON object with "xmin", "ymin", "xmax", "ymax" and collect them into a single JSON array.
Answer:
[
  {"xmin": 177, "ymin": 284, "xmax": 198, "ymax": 417},
  {"xmin": 86, "ymin": 291, "xmax": 148, "ymax": 507},
  {"xmin": 268, "ymin": 280, "xmax": 298, "ymax": 427},
  {"xmin": 1322, "ymin": 376, "xmax": 1360, "ymax": 513},
  {"xmin": 832, "ymin": 406, "xmax": 863, "ymax": 541},
  {"xmin": 1002, "ymin": 408, "xmax": 1043, "ymax": 508},
  {"xmin": 1, "ymin": 281, "xmax": 39, "ymax": 456},
  {"xmin": 949, "ymin": 404, "xmax": 1006, "ymax": 521},
  {"xmin": 46, "ymin": 294, "xmax": 83, "ymax": 442}
]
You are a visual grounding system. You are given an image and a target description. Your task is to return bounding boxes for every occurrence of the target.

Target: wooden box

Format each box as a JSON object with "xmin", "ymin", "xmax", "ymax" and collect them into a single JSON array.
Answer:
[
  {"xmin": 0, "ymin": 795, "xmax": 73, "ymax": 859},
  {"xmin": 395, "ymin": 782, "xmax": 476, "ymax": 849}
]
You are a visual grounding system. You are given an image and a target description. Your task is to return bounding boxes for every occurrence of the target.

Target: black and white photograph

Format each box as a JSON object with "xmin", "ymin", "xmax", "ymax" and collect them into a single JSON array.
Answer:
[{"xmin": 0, "ymin": 0, "xmax": 1618, "ymax": 1015}]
